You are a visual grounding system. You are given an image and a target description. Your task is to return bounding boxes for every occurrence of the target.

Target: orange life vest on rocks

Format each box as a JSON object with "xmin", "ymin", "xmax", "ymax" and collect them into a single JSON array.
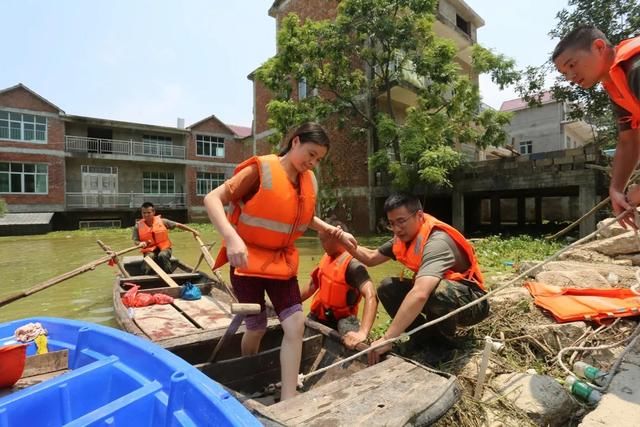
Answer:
[
  {"xmin": 214, "ymin": 154, "xmax": 317, "ymax": 280},
  {"xmin": 602, "ymin": 36, "xmax": 640, "ymax": 130},
  {"xmin": 310, "ymin": 252, "xmax": 362, "ymax": 322},
  {"xmin": 525, "ymin": 281, "xmax": 640, "ymax": 324},
  {"xmin": 391, "ymin": 213, "xmax": 485, "ymax": 291},
  {"xmin": 138, "ymin": 215, "xmax": 171, "ymax": 253}
]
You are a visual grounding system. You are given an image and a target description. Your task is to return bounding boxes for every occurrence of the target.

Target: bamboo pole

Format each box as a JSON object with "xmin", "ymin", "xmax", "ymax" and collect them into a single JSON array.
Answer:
[
  {"xmin": 0, "ymin": 243, "xmax": 143, "ymax": 308},
  {"xmin": 96, "ymin": 239, "xmax": 129, "ymax": 278}
]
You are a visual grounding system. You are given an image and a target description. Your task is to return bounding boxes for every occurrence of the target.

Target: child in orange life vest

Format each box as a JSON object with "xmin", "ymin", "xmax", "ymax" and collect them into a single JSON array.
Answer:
[
  {"xmin": 343, "ymin": 194, "xmax": 489, "ymax": 365},
  {"xmin": 300, "ymin": 223, "xmax": 378, "ymax": 350},
  {"xmin": 132, "ymin": 201, "xmax": 200, "ymax": 274},
  {"xmin": 552, "ymin": 25, "xmax": 640, "ymax": 228},
  {"xmin": 203, "ymin": 122, "xmax": 357, "ymax": 401}
]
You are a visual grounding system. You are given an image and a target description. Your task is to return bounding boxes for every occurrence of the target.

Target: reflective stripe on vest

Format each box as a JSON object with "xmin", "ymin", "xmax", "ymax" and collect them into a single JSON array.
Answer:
[
  {"xmin": 602, "ymin": 37, "xmax": 640, "ymax": 129},
  {"xmin": 213, "ymin": 154, "xmax": 317, "ymax": 279}
]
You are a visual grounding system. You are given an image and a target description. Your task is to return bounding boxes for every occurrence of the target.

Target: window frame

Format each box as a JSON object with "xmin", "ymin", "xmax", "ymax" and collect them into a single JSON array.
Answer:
[
  {"xmin": 0, "ymin": 110, "xmax": 47, "ymax": 143},
  {"xmin": 0, "ymin": 162, "xmax": 48, "ymax": 194},
  {"xmin": 142, "ymin": 171, "xmax": 176, "ymax": 194},
  {"xmin": 196, "ymin": 134, "xmax": 225, "ymax": 158},
  {"xmin": 196, "ymin": 171, "xmax": 225, "ymax": 196},
  {"xmin": 519, "ymin": 140, "xmax": 533, "ymax": 155}
]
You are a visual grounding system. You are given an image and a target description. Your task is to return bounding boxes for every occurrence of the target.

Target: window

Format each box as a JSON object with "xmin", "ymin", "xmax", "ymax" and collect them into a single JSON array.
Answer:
[
  {"xmin": 298, "ymin": 78, "xmax": 307, "ymax": 100},
  {"xmin": 196, "ymin": 172, "xmax": 225, "ymax": 196},
  {"xmin": 0, "ymin": 111, "xmax": 47, "ymax": 142},
  {"xmin": 196, "ymin": 135, "xmax": 225, "ymax": 157},
  {"xmin": 143, "ymin": 134, "xmax": 173, "ymax": 156},
  {"xmin": 566, "ymin": 136, "xmax": 571, "ymax": 149},
  {"xmin": 0, "ymin": 162, "xmax": 48, "ymax": 193},
  {"xmin": 143, "ymin": 171, "xmax": 175, "ymax": 194},
  {"xmin": 519, "ymin": 140, "xmax": 533, "ymax": 154},
  {"xmin": 456, "ymin": 14, "xmax": 471, "ymax": 36}
]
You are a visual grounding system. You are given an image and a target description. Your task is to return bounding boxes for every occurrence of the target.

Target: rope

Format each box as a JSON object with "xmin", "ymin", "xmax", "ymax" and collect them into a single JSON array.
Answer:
[
  {"xmin": 299, "ymin": 207, "xmax": 636, "ymax": 383},
  {"xmin": 557, "ymin": 321, "xmax": 640, "ymax": 392}
]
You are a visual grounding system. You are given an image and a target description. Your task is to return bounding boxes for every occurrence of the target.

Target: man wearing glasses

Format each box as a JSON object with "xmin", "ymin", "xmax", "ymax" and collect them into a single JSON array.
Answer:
[{"xmin": 346, "ymin": 194, "xmax": 489, "ymax": 364}]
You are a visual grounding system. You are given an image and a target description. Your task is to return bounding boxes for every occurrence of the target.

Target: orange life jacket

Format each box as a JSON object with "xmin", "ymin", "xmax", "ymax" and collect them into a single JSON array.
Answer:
[
  {"xmin": 602, "ymin": 36, "xmax": 640, "ymax": 130},
  {"xmin": 525, "ymin": 281, "xmax": 640, "ymax": 324},
  {"xmin": 392, "ymin": 213, "xmax": 485, "ymax": 290},
  {"xmin": 138, "ymin": 215, "xmax": 171, "ymax": 253},
  {"xmin": 214, "ymin": 154, "xmax": 317, "ymax": 279},
  {"xmin": 310, "ymin": 251, "xmax": 362, "ymax": 322}
]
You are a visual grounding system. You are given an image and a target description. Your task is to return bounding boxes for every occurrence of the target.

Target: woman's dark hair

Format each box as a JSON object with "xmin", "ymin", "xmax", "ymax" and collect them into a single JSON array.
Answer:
[{"xmin": 279, "ymin": 122, "xmax": 330, "ymax": 156}]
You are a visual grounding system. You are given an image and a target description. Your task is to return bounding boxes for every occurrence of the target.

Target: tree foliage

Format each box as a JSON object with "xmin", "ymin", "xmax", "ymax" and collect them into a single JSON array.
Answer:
[
  {"xmin": 255, "ymin": 0, "xmax": 519, "ymax": 191},
  {"xmin": 518, "ymin": 0, "xmax": 640, "ymax": 147}
]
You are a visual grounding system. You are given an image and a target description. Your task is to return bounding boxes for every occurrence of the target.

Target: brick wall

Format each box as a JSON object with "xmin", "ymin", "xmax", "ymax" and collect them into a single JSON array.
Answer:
[{"xmin": 1, "ymin": 153, "xmax": 65, "ymax": 208}]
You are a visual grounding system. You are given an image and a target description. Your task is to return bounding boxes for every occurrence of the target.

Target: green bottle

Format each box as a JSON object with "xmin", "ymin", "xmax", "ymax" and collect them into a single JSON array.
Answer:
[
  {"xmin": 565, "ymin": 375, "xmax": 602, "ymax": 405},
  {"xmin": 573, "ymin": 361, "xmax": 610, "ymax": 387}
]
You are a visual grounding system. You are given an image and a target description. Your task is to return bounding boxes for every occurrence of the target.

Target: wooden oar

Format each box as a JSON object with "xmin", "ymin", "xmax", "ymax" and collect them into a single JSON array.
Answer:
[
  {"xmin": 0, "ymin": 243, "xmax": 143, "ymax": 308},
  {"xmin": 194, "ymin": 235, "xmax": 242, "ymax": 304},
  {"xmin": 143, "ymin": 256, "xmax": 180, "ymax": 287},
  {"xmin": 96, "ymin": 240, "xmax": 129, "ymax": 278}
]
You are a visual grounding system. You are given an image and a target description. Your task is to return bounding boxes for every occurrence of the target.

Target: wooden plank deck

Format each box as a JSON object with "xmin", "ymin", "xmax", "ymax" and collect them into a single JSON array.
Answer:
[
  {"xmin": 133, "ymin": 304, "xmax": 199, "ymax": 340},
  {"xmin": 262, "ymin": 356, "xmax": 457, "ymax": 426},
  {"xmin": 173, "ymin": 296, "xmax": 232, "ymax": 330}
]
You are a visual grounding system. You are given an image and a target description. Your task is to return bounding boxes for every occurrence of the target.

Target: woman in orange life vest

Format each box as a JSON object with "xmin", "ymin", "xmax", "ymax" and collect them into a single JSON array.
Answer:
[
  {"xmin": 344, "ymin": 194, "xmax": 489, "ymax": 365},
  {"xmin": 203, "ymin": 122, "xmax": 356, "ymax": 400},
  {"xmin": 300, "ymin": 223, "xmax": 378, "ymax": 350},
  {"xmin": 552, "ymin": 25, "xmax": 640, "ymax": 229}
]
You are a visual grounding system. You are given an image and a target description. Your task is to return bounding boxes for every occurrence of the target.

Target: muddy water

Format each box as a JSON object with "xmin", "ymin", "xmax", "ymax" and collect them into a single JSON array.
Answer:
[{"xmin": 0, "ymin": 226, "xmax": 401, "ymax": 328}]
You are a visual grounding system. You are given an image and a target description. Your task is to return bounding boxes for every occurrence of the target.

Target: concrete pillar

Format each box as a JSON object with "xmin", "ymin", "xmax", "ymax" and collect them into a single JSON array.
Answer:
[
  {"xmin": 452, "ymin": 190, "xmax": 464, "ymax": 232},
  {"xmin": 491, "ymin": 195, "xmax": 500, "ymax": 233},
  {"xmin": 517, "ymin": 197, "xmax": 526, "ymax": 227},
  {"xmin": 535, "ymin": 196, "xmax": 543, "ymax": 226},
  {"xmin": 579, "ymin": 185, "xmax": 598, "ymax": 237}
]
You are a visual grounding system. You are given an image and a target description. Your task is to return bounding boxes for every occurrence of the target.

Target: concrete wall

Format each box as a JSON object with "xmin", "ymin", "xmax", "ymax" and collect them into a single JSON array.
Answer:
[{"xmin": 506, "ymin": 102, "xmax": 564, "ymax": 154}]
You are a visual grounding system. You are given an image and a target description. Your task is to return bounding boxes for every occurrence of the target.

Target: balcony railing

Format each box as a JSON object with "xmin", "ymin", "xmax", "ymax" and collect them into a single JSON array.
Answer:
[
  {"xmin": 66, "ymin": 192, "xmax": 186, "ymax": 209},
  {"xmin": 65, "ymin": 136, "xmax": 186, "ymax": 159}
]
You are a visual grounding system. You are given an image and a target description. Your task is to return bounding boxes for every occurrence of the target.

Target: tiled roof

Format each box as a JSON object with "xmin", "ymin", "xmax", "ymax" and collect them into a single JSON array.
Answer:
[
  {"xmin": 500, "ymin": 91, "xmax": 555, "ymax": 112},
  {"xmin": 0, "ymin": 212, "xmax": 54, "ymax": 225},
  {"xmin": 228, "ymin": 125, "xmax": 252, "ymax": 138}
]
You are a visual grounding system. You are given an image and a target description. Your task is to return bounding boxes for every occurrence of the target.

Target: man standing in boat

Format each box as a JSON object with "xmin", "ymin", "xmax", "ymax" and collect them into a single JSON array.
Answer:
[
  {"xmin": 132, "ymin": 201, "xmax": 200, "ymax": 274},
  {"xmin": 344, "ymin": 194, "xmax": 489, "ymax": 364},
  {"xmin": 301, "ymin": 222, "xmax": 378, "ymax": 350}
]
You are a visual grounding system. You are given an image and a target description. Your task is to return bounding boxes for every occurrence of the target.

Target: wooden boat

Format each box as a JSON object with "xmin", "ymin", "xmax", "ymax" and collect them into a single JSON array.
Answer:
[
  {"xmin": 167, "ymin": 318, "xmax": 462, "ymax": 426},
  {"xmin": 113, "ymin": 256, "xmax": 280, "ymax": 351},
  {"xmin": 113, "ymin": 256, "xmax": 461, "ymax": 424},
  {"xmin": 0, "ymin": 317, "xmax": 259, "ymax": 426}
]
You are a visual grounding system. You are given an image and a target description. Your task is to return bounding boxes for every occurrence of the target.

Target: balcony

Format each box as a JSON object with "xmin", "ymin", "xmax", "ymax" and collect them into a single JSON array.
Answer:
[
  {"xmin": 65, "ymin": 136, "xmax": 186, "ymax": 159},
  {"xmin": 66, "ymin": 192, "xmax": 186, "ymax": 209}
]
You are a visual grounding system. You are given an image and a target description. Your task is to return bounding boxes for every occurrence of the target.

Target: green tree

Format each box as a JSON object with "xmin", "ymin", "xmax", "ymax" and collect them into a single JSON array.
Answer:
[
  {"xmin": 0, "ymin": 198, "xmax": 6, "ymax": 217},
  {"xmin": 255, "ymin": 0, "xmax": 519, "ymax": 191},
  {"xmin": 517, "ymin": 0, "xmax": 640, "ymax": 147}
]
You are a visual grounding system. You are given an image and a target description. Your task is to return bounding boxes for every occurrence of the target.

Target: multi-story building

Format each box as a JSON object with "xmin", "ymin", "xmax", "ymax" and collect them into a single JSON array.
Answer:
[
  {"xmin": 500, "ymin": 91, "xmax": 593, "ymax": 155},
  {"xmin": 0, "ymin": 83, "xmax": 251, "ymax": 233},
  {"xmin": 251, "ymin": 0, "xmax": 487, "ymax": 232}
]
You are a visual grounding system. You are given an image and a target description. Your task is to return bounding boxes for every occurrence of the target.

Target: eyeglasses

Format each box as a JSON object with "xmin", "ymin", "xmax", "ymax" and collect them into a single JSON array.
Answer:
[{"xmin": 386, "ymin": 211, "xmax": 418, "ymax": 230}]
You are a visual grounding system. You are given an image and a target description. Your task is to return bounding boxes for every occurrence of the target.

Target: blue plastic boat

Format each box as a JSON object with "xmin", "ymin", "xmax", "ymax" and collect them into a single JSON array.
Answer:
[{"xmin": 0, "ymin": 317, "xmax": 260, "ymax": 427}]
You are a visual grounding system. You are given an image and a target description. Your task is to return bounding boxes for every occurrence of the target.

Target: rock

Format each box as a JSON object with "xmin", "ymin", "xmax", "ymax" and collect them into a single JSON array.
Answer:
[
  {"xmin": 535, "ymin": 261, "xmax": 639, "ymax": 288},
  {"xmin": 524, "ymin": 322, "xmax": 589, "ymax": 353},
  {"xmin": 517, "ymin": 261, "xmax": 545, "ymax": 277},
  {"xmin": 488, "ymin": 287, "xmax": 532, "ymax": 313},
  {"xmin": 458, "ymin": 353, "xmax": 497, "ymax": 381},
  {"xmin": 535, "ymin": 270, "xmax": 611, "ymax": 288},
  {"xmin": 486, "ymin": 373, "xmax": 576, "ymax": 426},
  {"xmin": 582, "ymin": 231, "xmax": 640, "ymax": 257},
  {"xmin": 615, "ymin": 253, "xmax": 640, "ymax": 266},
  {"xmin": 607, "ymin": 272, "xmax": 620, "ymax": 285},
  {"xmin": 596, "ymin": 218, "xmax": 628, "ymax": 239},
  {"xmin": 336, "ymin": 316, "xmax": 360, "ymax": 335},
  {"xmin": 559, "ymin": 248, "xmax": 614, "ymax": 264}
]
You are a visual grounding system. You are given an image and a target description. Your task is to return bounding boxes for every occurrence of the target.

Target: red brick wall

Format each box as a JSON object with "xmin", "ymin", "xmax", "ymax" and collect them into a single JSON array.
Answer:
[
  {"xmin": 0, "ymin": 86, "xmax": 65, "ymax": 152},
  {"xmin": 1, "ymin": 153, "xmax": 65, "ymax": 208},
  {"xmin": 272, "ymin": 0, "xmax": 339, "ymax": 26},
  {"xmin": 187, "ymin": 117, "xmax": 252, "ymax": 163}
]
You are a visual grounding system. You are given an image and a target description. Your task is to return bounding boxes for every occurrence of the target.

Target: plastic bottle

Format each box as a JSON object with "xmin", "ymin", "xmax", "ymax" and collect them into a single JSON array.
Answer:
[
  {"xmin": 573, "ymin": 361, "xmax": 610, "ymax": 387},
  {"xmin": 565, "ymin": 375, "xmax": 602, "ymax": 405}
]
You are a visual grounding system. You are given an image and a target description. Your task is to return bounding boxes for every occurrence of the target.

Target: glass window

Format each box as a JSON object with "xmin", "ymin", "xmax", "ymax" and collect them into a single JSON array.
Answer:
[
  {"xmin": 196, "ymin": 135, "xmax": 225, "ymax": 158},
  {"xmin": 196, "ymin": 171, "xmax": 225, "ymax": 195},
  {"xmin": 143, "ymin": 170, "xmax": 176, "ymax": 194},
  {"xmin": 0, "ymin": 110, "xmax": 47, "ymax": 142}
]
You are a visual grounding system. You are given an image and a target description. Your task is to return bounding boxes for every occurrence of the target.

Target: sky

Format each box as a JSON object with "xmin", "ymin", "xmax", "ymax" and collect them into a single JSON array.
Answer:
[{"xmin": 1, "ymin": 0, "xmax": 568, "ymax": 129}]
